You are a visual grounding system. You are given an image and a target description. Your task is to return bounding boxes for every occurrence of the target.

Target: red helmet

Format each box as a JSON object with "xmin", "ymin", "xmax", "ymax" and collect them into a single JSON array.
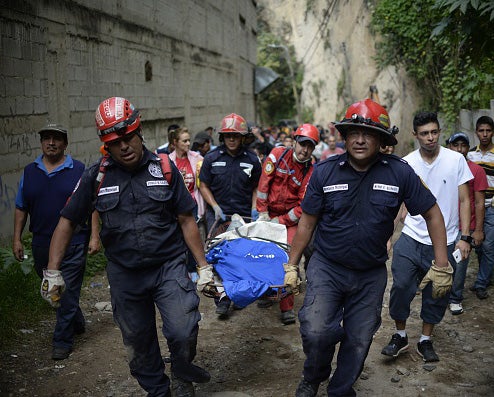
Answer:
[
  {"xmin": 294, "ymin": 123, "xmax": 320, "ymax": 146},
  {"xmin": 219, "ymin": 113, "xmax": 248, "ymax": 134},
  {"xmin": 335, "ymin": 99, "xmax": 398, "ymax": 145},
  {"xmin": 95, "ymin": 97, "xmax": 141, "ymax": 143}
]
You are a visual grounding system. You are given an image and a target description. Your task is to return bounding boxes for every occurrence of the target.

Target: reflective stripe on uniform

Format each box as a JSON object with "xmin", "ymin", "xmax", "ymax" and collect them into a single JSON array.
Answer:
[
  {"xmin": 257, "ymin": 191, "xmax": 268, "ymax": 200},
  {"xmin": 288, "ymin": 208, "xmax": 298, "ymax": 222}
]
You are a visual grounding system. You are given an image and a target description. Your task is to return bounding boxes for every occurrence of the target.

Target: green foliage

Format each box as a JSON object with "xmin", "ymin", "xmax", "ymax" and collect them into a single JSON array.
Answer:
[
  {"xmin": 336, "ymin": 68, "xmax": 346, "ymax": 99},
  {"xmin": 85, "ymin": 249, "xmax": 107, "ymax": 278},
  {"xmin": 371, "ymin": 0, "xmax": 494, "ymax": 124},
  {"xmin": 302, "ymin": 106, "xmax": 315, "ymax": 124},
  {"xmin": 0, "ymin": 234, "xmax": 107, "ymax": 348},
  {"xmin": 256, "ymin": 20, "xmax": 304, "ymax": 126},
  {"xmin": 0, "ymin": 241, "xmax": 51, "ymax": 348}
]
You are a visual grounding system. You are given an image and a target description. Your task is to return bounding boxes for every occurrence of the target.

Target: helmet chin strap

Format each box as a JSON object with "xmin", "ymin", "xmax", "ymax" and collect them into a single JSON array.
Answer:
[{"xmin": 292, "ymin": 151, "xmax": 311, "ymax": 164}]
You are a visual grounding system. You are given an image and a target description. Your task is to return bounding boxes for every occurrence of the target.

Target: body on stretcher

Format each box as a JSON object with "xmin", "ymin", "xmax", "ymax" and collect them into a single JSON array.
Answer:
[{"xmin": 203, "ymin": 215, "xmax": 291, "ymax": 308}]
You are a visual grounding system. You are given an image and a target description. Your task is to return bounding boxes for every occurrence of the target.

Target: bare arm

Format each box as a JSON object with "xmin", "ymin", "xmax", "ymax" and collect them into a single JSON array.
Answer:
[
  {"xmin": 472, "ymin": 190, "xmax": 485, "ymax": 246},
  {"xmin": 47, "ymin": 217, "xmax": 76, "ymax": 271},
  {"xmin": 251, "ymin": 189, "xmax": 257, "ymax": 212},
  {"xmin": 422, "ymin": 203, "xmax": 448, "ymax": 267},
  {"xmin": 13, "ymin": 208, "xmax": 28, "ymax": 261},
  {"xmin": 178, "ymin": 212, "xmax": 208, "ymax": 268},
  {"xmin": 456, "ymin": 183, "xmax": 472, "ymax": 259},
  {"xmin": 287, "ymin": 212, "xmax": 318, "ymax": 267},
  {"xmin": 87, "ymin": 210, "xmax": 101, "ymax": 255}
]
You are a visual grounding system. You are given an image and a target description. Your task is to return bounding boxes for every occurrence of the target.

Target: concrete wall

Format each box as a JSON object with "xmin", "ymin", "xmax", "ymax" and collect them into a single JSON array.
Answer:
[
  {"xmin": 458, "ymin": 101, "xmax": 494, "ymax": 146},
  {"xmin": 0, "ymin": 0, "xmax": 257, "ymax": 240}
]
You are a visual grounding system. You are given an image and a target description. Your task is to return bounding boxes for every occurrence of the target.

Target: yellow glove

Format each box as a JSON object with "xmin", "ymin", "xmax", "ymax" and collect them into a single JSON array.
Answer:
[
  {"xmin": 196, "ymin": 264, "xmax": 214, "ymax": 292},
  {"xmin": 40, "ymin": 269, "xmax": 65, "ymax": 308},
  {"xmin": 283, "ymin": 263, "xmax": 300, "ymax": 295},
  {"xmin": 257, "ymin": 212, "xmax": 270, "ymax": 222},
  {"xmin": 418, "ymin": 261, "xmax": 454, "ymax": 299}
]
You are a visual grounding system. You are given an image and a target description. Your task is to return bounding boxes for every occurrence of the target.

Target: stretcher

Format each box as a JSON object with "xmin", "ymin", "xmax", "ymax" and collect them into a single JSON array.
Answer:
[{"xmin": 203, "ymin": 214, "xmax": 291, "ymax": 308}]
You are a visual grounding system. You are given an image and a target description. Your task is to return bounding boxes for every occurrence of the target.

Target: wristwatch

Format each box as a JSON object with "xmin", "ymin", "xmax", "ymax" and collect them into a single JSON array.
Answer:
[{"xmin": 460, "ymin": 235, "xmax": 473, "ymax": 244}]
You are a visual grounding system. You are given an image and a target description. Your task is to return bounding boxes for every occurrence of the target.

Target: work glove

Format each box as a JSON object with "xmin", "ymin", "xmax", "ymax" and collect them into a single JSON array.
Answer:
[
  {"xmin": 283, "ymin": 263, "xmax": 300, "ymax": 295},
  {"xmin": 270, "ymin": 217, "xmax": 280, "ymax": 224},
  {"xmin": 212, "ymin": 205, "xmax": 226, "ymax": 221},
  {"xmin": 251, "ymin": 208, "xmax": 259, "ymax": 221},
  {"xmin": 40, "ymin": 269, "xmax": 65, "ymax": 308},
  {"xmin": 418, "ymin": 261, "xmax": 454, "ymax": 299},
  {"xmin": 257, "ymin": 212, "xmax": 270, "ymax": 222},
  {"xmin": 196, "ymin": 264, "xmax": 215, "ymax": 292}
]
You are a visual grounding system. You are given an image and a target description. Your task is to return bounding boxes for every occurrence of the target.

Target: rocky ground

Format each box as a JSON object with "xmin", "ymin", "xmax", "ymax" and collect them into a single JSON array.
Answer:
[{"xmin": 1, "ymin": 249, "xmax": 494, "ymax": 396}]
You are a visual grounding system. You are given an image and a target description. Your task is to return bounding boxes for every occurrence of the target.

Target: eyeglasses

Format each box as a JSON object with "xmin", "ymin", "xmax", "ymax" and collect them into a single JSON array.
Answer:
[{"xmin": 98, "ymin": 110, "xmax": 140, "ymax": 137}]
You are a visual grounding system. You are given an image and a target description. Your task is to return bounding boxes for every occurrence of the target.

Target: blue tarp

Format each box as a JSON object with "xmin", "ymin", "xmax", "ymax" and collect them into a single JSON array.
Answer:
[{"xmin": 205, "ymin": 238, "xmax": 288, "ymax": 308}]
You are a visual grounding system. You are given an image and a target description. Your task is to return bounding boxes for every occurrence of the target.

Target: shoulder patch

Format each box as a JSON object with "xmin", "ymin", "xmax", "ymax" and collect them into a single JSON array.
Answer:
[
  {"xmin": 264, "ymin": 161, "xmax": 275, "ymax": 175},
  {"xmin": 148, "ymin": 162, "xmax": 163, "ymax": 178}
]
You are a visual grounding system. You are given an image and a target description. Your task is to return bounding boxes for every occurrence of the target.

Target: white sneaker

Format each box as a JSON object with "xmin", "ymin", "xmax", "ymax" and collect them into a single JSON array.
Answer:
[{"xmin": 449, "ymin": 302, "xmax": 464, "ymax": 315}]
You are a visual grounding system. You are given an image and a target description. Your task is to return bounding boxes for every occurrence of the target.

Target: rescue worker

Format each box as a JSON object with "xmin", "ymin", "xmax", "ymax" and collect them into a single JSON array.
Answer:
[
  {"xmin": 40, "ymin": 97, "xmax": 214, "ymax": 397},
  {"xmin": 283, "ymin": 99, "xmax": 451, "ymax": 397},
  {"xmin": 199, "ymin": 113, "xmax": 262, "ymax": 318},
  {"xmin": 256, "ymin": 123, "xmax": 319, "ymax": 325}
]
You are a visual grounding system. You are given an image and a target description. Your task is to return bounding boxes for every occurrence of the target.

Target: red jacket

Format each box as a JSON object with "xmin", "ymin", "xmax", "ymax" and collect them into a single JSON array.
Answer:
[{"xmin": 256, "ymin": 146, "xmax": 313, "ymax": 227}]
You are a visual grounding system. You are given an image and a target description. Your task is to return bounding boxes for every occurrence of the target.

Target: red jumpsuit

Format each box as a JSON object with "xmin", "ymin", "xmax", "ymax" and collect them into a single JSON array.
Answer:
[{"xmin": 256, "ymin": 146, "xmax": 313, "ymax": 311}]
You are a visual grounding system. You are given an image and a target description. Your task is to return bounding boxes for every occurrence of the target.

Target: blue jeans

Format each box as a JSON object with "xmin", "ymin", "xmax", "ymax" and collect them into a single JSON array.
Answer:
[
  {"xmin": 33, "ymin": 243, "xmax": 87, "ymax": 350},
  {"xmin": 106, "ymin": 254, "xmax": 202, "ymax": 396},
  {"xmin": 450, "ymin": 231, "xmax": 472, "ymax": 304},
  {"xmin": 299, "ymin": 253, "xmax": 387, "ymax": 397},
  {"xmin": 473, "ymin": 206, "xmax": 494, "ymax": 289},
  {"xmin": 389, "ymin": 233, "xmax": 455, "ymax": 324}
]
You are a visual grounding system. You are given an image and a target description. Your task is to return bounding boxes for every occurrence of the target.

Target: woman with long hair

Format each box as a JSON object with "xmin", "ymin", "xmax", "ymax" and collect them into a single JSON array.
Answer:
[{"xmin": 168, "ymin": 128, "xmax": 206, "ymax": 280}]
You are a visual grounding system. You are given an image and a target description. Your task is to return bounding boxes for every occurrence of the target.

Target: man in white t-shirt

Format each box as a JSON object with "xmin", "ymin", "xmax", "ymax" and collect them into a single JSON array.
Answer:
[{"xmin": 382, "ymin": 111, "xmax": 473, "ymax": 363}]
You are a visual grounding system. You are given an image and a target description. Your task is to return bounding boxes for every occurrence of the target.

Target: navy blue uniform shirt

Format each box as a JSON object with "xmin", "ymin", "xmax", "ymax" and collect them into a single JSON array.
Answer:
[
  {"xmin": 199, "ymin": 145, "xmax": 261, "ymax": 217},
  {"xmin": 302, "ymin": 153, "xmax": 436, "ymax": 270},
  {"xmin": 61, "ymin": 148, "xmax": 195, "ymax": 269}
]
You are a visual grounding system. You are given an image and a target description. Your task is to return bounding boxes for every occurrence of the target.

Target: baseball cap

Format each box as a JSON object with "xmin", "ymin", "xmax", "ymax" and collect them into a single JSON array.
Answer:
[
  {"xmin": 193, "ymin": 131, "xmax": 211, "ymax": 145},
  {"xmin": 38, "ymin": 124, "xmax": 68, "ymax": 142},
  {"xmin": 446, "ymin": 131, "xmax": 469, "ymax": 145}
]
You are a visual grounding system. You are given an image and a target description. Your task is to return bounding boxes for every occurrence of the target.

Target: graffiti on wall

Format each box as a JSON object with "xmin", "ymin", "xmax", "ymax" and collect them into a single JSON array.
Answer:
[
  {"xmin": 5, "ymin": 133, "xmax": 34, "ymax": 157},
  {"xmin": 0, "ymin": 176, "xmax": 18, "ymax": 218}
]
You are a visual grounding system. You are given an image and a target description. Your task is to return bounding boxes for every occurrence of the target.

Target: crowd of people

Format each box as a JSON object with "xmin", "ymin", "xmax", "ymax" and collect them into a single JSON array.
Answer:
[{"xmin": 13, "ymin": 95, "xmax": 494, "ymax": 397}]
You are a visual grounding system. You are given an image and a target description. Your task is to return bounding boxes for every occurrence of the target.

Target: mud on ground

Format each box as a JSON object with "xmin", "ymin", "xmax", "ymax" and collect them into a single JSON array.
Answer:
[{"xmin": 1, "ymin": 257, "xmax": 494, "ymax": 396}]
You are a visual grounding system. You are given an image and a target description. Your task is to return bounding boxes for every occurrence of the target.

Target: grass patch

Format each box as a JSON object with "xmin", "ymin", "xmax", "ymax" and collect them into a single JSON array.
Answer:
[
  {"xmin": 0, "ymin": 259, "xmax": 52, "ymax": 350},
  {"xmin": 0, "ymin": 234, "xmax": 107, "ymax": 350}
]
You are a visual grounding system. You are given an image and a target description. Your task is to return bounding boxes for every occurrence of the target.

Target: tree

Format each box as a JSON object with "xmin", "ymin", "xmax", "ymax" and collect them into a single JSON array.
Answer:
[
  {"xmin": 371, "ymin": 0, "xmax": 494, "ymax": 125},
  {"xmin": 256, "ymin": 22, "xmax": 304, "ymax": 126}
]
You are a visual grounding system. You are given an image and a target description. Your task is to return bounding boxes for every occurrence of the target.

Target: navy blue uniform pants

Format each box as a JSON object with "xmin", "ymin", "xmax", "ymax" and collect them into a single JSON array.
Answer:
[
  {"xmin": 299, "ymin": 253, "xmax": 387, "ymax": 397},
  {"xmin": 33, "ymin": 243, "xmax": 86, "ymax": 350},
  {"xmin": 106, "ymin": 254, "xmax": 201, "ymax": 397}
]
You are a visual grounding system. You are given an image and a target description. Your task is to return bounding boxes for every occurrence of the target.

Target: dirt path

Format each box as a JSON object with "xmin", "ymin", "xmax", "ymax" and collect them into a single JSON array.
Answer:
[{"xmin": 1, "ymin": 257, "xmax": 494, "ymax": 396}]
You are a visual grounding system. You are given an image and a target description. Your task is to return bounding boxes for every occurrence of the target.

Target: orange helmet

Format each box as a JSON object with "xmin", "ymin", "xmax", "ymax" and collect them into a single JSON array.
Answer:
[
  {"xmin": 95, "ymin": 97, "xmax": 141, "ymax": 143},
  {"xmin": 335, "ymin": 99, "xmax": 398, "ymax": 145},
  {"xmin": 219, "ymin": 113, "xmax": 248, "ymax": 134},
  {"xmin": 293, "ymin": 123, "xmax": 320, "ymax": 146}
]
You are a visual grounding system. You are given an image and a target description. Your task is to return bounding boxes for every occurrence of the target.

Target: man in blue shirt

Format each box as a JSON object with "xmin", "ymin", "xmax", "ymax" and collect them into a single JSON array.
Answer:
[
  {"xmin": 13, "ymin": 124, "xmax": 99, "ymax": 360},
  {"xmin": 41, "ymin": 97, "xmax": 214, "ymax": 397},
  {"xmin": 283, "ymin": 99, "xmax": 452, "ymax": 397}
]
